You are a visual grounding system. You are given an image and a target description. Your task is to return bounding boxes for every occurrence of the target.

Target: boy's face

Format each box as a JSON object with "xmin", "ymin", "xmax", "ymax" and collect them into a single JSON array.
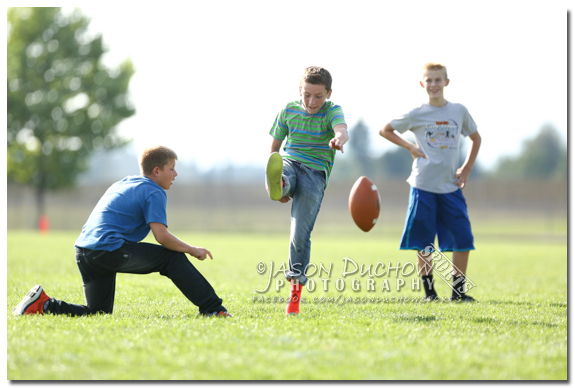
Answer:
[
  {"xmin": 420, "ymin": 69, "xmax": 450, "ymax": 100},
  {"xmin": 153, "ymin": 159, "xmax": 178, "ymax": 190},
  {"xmin": 299, "ymin": 82, "xmax": 332, "ymax": 115}
]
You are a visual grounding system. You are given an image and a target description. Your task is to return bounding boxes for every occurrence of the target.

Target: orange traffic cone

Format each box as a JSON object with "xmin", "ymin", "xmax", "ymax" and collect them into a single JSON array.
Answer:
[{"xmin": 39, "ymin": 215, "xmax": 49, "ymax": 235}]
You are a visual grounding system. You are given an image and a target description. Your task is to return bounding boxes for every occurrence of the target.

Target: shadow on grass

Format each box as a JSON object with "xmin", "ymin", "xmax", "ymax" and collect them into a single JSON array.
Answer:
[
  {"xmin": 391, "ymin": 314, "xmax": 437, "ymax": 323},
  {"xmin": 484, "ymin": 300, "xmax": 567, "ymax": 309},
  {"xmin": 484, "ymin": 299, "xmax": 536, "ymax": 307}
]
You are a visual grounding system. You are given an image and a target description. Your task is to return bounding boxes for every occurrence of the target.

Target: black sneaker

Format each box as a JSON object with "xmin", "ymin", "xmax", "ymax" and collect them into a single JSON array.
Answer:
[{"xmin": 450, "ymin": 294, "xmax": 476, "ymax": 303}]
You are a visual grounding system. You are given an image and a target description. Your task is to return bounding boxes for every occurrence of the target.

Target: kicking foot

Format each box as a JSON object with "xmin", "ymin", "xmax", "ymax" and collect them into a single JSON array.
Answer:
[{"xmin": 265, "ymin": 152, "xmax": 284, "ymax": 201}]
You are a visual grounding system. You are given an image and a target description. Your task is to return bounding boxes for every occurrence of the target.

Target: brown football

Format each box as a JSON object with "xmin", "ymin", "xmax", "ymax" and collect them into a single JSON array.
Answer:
[{"xmin": 349, "ymin": 176, "xmax": 381, "ymax": 232}]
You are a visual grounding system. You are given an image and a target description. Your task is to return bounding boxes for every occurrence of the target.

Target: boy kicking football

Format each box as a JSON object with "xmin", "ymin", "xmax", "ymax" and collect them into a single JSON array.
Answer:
[
  {"xmin": 266, "ymin": 66, "xmax": 349, "ymax": 315},
  {"xmin": 13, "ymin": 146, "xmax": 231, "ymax": 317},
  {"xmin": 379, "ymin": 63, "xmax": 482, "ymax": 302}
]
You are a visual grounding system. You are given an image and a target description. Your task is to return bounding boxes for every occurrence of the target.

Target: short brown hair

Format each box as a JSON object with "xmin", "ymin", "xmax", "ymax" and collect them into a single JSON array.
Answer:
[
  {"xmin": 301, "ymin": 66, "xmax": 332, "ymax": 92},
  {"xmin": 423, "ymin": 62, "xmax": 448, "ymax": 80},
  {"xmin": 139, "ymin": 146, "xmax": 178, "ymax": 176}
]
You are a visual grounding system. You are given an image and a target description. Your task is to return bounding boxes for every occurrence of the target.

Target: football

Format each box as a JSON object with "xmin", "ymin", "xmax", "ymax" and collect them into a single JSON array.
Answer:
[{"xmin": 349, "ymin": 176, "xmax": 381, "ymax": 232}]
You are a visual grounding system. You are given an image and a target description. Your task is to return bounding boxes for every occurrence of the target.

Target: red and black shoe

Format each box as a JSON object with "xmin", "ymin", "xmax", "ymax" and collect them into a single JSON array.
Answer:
[
  {"xmin": 12, "ymin": 285, "xmax": 50, "ymax": 315},
  {"xmin": 201, "ymin": 310, "xmax": 233, "ymax": 318}
]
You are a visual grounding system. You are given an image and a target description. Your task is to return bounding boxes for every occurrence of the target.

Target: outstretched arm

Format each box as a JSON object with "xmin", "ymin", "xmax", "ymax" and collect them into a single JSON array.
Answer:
[
  {"xmin": 329, "ymin": 124, "xmax": 349, "ymax": 153},
  {"xmin": 455, "ymin": 131, "xmax": 482, "ymax": 189},
  {"xmin": 149, "ymin": 222, "xmax": 213, "ymax": 260},
  {"xmin": 379, "ymin": 123, "xmax": 426, "ymax": 159}
]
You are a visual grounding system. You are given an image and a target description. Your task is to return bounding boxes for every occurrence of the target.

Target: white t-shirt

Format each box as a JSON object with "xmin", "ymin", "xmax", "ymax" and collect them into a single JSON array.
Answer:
[{"xmin": 390, "ymin": 102, "xmax": 477, "ymax": 194}]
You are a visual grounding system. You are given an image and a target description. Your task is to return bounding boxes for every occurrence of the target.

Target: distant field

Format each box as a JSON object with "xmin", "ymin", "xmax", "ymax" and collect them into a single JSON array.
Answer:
[
  {"xmin": 7, "ymin": 221, "xmax": 567, "ymax": 380},
  {"xmin": 7, "ymin": 180, "xmax": 568, "ymax": 233}
]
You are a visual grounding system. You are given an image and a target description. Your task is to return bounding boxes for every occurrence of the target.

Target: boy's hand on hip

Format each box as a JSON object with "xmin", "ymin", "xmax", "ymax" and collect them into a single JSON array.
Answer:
[
  {"xmin": 454, "ymin": 168, "xmax": 470, "ymax": 189},
  {"xmin": 409, "ymin": 145, "xmax": 426, "ymax": 159}
]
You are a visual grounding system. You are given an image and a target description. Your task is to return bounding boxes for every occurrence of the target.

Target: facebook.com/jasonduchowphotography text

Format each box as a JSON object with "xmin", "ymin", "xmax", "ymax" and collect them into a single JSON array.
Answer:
[{"xmin": 252, "ymin": 244, "xmax": 477, "ymax": 305}]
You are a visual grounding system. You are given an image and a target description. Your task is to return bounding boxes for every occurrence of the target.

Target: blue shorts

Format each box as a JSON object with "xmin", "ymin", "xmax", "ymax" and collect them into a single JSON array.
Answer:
[{"xmin": 400, "ymin": 187, "xmax": 474, "ymax": 252}]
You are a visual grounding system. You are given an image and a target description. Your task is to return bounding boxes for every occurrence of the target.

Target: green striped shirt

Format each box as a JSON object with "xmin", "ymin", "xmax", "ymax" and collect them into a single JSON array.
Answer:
[{"xmin": 269, "ymin": 100, "xmax": 346, "ymax": 183}]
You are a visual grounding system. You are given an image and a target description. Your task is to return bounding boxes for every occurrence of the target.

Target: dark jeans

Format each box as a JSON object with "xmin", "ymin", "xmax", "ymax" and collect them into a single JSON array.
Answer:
[{"xmin": 47, "ymin": 241, "xmax": 226, "ymax": 316}]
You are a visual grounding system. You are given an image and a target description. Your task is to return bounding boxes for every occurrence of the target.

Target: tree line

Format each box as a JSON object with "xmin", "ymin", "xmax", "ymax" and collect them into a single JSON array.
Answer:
[
  {"xmin": 7, "ymin": 7, "xmax": 134, "ymax": 223},
  {"xmin": 335, "ymin": 120, "xmax": 566, "ymax": 182},
  {"xmin": 7, "ymin": 7, "xmax": 567, "ymax": 229}
]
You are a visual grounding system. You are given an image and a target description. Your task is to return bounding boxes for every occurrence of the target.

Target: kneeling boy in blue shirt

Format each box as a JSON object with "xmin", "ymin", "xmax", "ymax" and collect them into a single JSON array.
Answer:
[{"xmin": 13, "ymin": 146, "xmax": 231, "ymax": 317}]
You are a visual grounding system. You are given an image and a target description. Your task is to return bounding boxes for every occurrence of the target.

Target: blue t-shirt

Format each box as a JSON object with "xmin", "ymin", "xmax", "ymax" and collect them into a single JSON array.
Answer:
[{"xmin": 75, "ymin": 176, "xmax": 168, "ymax": 251}]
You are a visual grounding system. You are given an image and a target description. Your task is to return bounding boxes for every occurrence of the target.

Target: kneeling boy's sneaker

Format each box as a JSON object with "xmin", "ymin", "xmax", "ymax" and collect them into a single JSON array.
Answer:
[
  {"xmin": 12, "ymin": 285, "xmax": 50, "ymax": 315},
  {"xmin": 201, "ymin": 311, "xmax": 233, "ymax": 318},
  {"xmin": 265, "ymin": 152, "xmax": 283, "ymax": 201}
]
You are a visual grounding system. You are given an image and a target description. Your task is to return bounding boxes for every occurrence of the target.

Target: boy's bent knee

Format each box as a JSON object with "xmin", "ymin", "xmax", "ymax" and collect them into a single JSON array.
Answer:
[{"xmin": 160, "ymin": 251, "xmax": 192, "ymax": 277}]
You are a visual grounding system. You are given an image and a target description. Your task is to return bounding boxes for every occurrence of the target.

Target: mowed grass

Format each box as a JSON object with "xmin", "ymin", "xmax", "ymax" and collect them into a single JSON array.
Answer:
[{"xmin": 7, "ymin": 220, "xmax": 567, "ymax": 380}]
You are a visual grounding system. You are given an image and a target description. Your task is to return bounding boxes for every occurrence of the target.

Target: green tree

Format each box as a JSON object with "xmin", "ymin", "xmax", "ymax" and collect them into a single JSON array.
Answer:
[
  {"xmin": 374, "ymin": 134, "xmax": 484, "ymax": 180},
  {"xmin": 492, "ymin": 124, "xmax": 567, "ymax": 180},
  {"xmin": 347, "ymin": 119, "xmax": 373, "ymax": 176},
  {"xmin": 459, "ymin": 138, "xmax": 484, "ymax": 179},
  {"xmin": 7, "ymin": 7, "xmax": 135, "ymax": 226},
  {"xmin": 375, "ymin": 146, "xmax": 413, "ymax": 179}
]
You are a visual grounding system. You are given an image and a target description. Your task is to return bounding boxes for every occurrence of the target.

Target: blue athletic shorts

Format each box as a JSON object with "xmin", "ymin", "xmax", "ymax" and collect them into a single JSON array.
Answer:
[{"xmin": 400, "ymin": 187, "xmax": 474, "ymax": 252}]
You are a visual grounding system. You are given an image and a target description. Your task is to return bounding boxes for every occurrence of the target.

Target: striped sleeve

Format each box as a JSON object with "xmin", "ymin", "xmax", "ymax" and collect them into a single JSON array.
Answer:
[
  {"xmin": 327, "ymin": 104, "xmax": 346, "ymax": 127},
  {"xmin": 269, "ymin": 108, "xmax": 288, "ymax": 141}
]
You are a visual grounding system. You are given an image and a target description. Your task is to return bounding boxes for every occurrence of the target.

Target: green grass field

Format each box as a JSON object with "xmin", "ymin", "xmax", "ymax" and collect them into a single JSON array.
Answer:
[{"xmin": 7, "ymin": 220, "xmax": 567, "ymax": 380}]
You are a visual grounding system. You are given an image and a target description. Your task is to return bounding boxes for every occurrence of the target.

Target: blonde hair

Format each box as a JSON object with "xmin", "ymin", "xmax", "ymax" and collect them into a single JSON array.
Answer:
[
  {"xmin": 139, "ymin": 146, "xmax": 178, "ymax": 176},
  {"xmin": 423, "ymin": 62, "xmax": 448, "ymax": 80}
]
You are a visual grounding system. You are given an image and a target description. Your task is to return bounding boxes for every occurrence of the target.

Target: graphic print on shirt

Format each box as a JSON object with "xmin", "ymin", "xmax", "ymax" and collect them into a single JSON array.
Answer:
[{"xmin": 424, "ymin": 120, "xmax": 459, "ymax": 150}]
